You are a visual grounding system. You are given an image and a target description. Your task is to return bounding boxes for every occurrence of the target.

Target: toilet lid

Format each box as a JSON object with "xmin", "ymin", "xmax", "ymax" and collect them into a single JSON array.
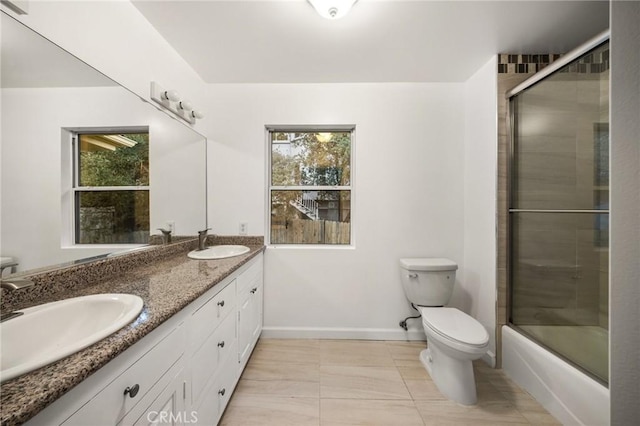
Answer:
[
  {"xmin": 420, "ymin": 307, "xmax": 489, "ymax": 347},
  {"xmin": 399, "ymin": 258, "xmax": 458, "ymax": 271}
]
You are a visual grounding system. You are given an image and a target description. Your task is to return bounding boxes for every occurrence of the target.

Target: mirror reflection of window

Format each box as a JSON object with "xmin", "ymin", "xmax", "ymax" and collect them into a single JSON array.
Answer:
[{"xmin": 74, "ymin": 132, "xmax": 150, "ymax": 244}]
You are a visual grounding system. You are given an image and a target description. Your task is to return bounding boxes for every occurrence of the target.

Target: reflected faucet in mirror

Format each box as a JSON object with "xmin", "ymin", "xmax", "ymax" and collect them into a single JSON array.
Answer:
[{"xmin": 157, "ymin": 228, "xmax": 172, "ymax": 244}]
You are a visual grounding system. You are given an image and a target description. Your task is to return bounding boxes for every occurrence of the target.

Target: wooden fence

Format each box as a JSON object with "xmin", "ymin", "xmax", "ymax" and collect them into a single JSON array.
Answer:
[{"xmin": 271, "ymin": 219, "xmax": 350, "ymax": 244}]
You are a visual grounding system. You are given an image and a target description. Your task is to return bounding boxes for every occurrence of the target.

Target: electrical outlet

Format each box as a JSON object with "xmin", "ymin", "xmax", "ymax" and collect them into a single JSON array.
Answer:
[{"xmin": 239, "ymin": 222, "xmax": 248, "ymax": 235}]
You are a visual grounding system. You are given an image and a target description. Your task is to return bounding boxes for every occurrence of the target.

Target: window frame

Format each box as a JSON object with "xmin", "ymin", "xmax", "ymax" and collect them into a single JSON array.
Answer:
[
  {"xmin": 265, "ymin": 125, "xmax": 355, "ymax": 247},
  {"xmin": 66, "ymin": 128, "xmax": 150, "ymax": 246}
]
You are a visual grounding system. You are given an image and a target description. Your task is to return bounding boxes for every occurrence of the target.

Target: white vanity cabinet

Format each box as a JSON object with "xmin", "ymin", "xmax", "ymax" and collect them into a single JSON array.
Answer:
[
  {"xmin": 186, "ymin": 254, "xmax": 263, "ymax": 425},
  {"xmin": 24, "ymin": 252, "xmax": 264, "ymax": 426}
]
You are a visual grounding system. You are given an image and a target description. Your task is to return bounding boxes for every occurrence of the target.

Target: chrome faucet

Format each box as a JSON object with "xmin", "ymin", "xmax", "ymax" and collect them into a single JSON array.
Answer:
[
  {"xmin": 1, "ymin": 277, "xmax": 35, "ymax": 291},
  {"xmin": 198, "ymin": 228, "xmax": 211, "ymax": 251},
  {"xmin": 157, "ymin": 228, "xmax": 172, "ymax": 244}
]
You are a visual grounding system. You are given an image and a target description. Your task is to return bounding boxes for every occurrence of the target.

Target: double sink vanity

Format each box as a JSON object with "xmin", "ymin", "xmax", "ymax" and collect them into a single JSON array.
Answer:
[{"xmin": 0, "ymin": 237, "xmax": 265, "ymax": 426}]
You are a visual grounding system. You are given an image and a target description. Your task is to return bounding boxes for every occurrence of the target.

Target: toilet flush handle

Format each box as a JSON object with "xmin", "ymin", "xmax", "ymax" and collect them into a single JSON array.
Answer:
[{"xmin": 407, "ymin": 273, "xmax": 418, "ymax": 278}]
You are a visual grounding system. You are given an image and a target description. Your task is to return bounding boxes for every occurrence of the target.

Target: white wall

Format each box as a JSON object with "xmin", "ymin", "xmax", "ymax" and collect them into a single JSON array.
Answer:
[
  {"xmin": 204, "ymin": 83, "xmax": 466, "ymax": 339},
  {"xmin": 610, "ymin": 1, "xmax": 640, "ymax": 424},
  {"xmin": 462, "ymin": 56, "xmax": 498, "ymax": 363},
  {"xmin": 1, "ymin": 1, "xmax": 207, "ymax": 132},
  {"xmin": 1, "ymin": 86, "xmax": 206, "ymax": 273}
]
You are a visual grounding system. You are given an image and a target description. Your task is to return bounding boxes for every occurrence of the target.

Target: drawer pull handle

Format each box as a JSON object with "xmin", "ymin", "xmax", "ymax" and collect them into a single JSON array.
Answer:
[
  {"xmin": 218, "ymin": 341, "xmax": 225, "ymax": 348},
  {"xmin": 218, "ymin": 388, "xmax": 226, "ymax": 396},
  {"xmin": 250, "ymin": 287, "xmax": 257, "ymax": 294},
  {"xmin": 124, "ymin": 384, "xmax": 140, "ymax": 398},
  {"xmin": 217, "ymin": 300, "xmax": 225, "ymax": 307}
]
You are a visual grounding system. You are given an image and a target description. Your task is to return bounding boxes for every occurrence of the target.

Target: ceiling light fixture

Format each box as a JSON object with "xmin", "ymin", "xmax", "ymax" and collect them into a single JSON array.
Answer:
[
  {"xmin": 150, "ymin": 81, "xmax": 204, "ymax": 124},
  {"xmin": 308, "ymin": 0, "xmax": 358, "ymax": 20}
]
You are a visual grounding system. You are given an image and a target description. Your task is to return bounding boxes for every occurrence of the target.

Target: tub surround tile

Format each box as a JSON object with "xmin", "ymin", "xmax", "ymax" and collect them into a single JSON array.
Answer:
[{"xmin": 0, "ymin": 238, "xmax": 265, "ymax": 426}]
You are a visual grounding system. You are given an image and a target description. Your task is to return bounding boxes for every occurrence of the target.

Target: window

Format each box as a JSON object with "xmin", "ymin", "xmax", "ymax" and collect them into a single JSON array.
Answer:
[
  {"xmin": 72, "ymin": 132, "xmax": 149, "ymax": 244},
  {"xmin": 268, "ymin": 127, "xmax": 353, "ymax": 245}
]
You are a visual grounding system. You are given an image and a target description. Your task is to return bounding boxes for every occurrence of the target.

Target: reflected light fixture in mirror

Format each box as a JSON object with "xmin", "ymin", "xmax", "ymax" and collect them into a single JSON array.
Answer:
[
  {"xmin": 150, "ymin": 81, "xmax": 205, "ymax": 124},
  {"xmin": 308, "ymin": 0, "xmax": 358, "ymax": 19}
]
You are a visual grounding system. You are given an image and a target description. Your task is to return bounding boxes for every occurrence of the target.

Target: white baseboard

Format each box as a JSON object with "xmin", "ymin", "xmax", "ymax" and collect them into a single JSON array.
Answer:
[{"xmin": 261, "ymin": 326, "xmax": 427, "ymax": 341}]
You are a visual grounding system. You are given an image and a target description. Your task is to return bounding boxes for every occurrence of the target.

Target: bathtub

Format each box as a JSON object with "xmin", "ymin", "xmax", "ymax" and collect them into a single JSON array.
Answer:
[{"xmin": 502, "ymin": 325, "xmax": 610, "ymax": 425}]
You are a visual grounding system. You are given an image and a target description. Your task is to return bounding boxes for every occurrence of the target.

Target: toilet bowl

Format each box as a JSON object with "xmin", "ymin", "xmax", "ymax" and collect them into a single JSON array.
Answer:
[
  {"xmin": 399, "ymin": 258, "xmax": 489, "ymax": 405},
  {"xmin": 418, "ymin": 307, "xmax": 489, "ymax": 405}
]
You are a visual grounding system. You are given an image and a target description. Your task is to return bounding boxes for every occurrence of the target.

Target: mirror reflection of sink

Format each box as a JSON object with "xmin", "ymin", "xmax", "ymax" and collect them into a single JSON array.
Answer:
[
  {"xmin": 0, "ymin": 294, "xmax": 143, "ymax": 383},
  {"xmin": 187, "ymin": 245, "xmax": 250, "ymax": 260}
]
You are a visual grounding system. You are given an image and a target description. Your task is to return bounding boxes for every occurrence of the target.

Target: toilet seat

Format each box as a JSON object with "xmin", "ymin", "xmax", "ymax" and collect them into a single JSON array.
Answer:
[{"xmin": 419, "ymin": 307, "xmax": 489, "ymax": 348}]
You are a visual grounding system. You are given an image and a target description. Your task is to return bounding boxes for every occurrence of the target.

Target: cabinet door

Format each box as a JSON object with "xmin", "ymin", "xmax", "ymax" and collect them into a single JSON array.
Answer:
[
  {"xmin": 238, "ymin": 281, "xmax": 262, "ymax": 368},
  {"xmin": 250, "ymin": 283, "xmax": 263, "ymax": 345},
  {"xmin": 122, "ymin": 369, "xmax": 187, "ymax": 426}
]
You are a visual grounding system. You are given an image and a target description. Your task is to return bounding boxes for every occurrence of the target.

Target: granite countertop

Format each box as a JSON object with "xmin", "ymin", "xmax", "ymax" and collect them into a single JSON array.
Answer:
[{"xmin": 0, "ymin": 239, "xmax": 265, "ymax": 426}]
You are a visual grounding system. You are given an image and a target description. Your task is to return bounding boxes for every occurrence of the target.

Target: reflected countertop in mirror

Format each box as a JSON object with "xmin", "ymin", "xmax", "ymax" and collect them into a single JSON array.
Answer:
[{"xmin": 1, "ymin": 12, "xmax": 207, "ymax": 277}]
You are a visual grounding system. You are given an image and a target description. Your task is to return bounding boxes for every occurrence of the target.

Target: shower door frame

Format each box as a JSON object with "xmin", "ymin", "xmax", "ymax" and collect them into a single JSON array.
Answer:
[{"xmin": 505, "ymin": 30, "xmax": 611, "ymax": 386}]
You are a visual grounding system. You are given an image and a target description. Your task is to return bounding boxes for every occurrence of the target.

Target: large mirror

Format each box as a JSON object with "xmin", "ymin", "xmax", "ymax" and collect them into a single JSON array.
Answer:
[{"xmin": 1, "ymin": 12, "xmax": 207, "ymax": 276}]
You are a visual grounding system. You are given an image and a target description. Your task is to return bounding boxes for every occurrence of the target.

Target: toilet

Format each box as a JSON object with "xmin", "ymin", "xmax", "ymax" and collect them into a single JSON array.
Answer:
[{"xmin": 399, "ymin": 258, "xmax": 489, "ymax": 405}]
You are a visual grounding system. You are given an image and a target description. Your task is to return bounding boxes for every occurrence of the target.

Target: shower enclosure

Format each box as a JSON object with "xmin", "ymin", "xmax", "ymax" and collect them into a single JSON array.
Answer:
[{"xmin": 508, "ymin": 35, "xmax": 610, "ymax": 385}]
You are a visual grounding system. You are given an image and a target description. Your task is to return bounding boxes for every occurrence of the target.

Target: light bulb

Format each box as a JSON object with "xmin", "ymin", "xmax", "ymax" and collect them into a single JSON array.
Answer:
[
  {"xmin": 179, "ymin": 100, "xmax": 193, "ymax": 111},
  {"xmin": 162, "ymin": 89, "xmax": 180, "ymax": 102},
  {"xmin": 191, "ymin": 110, "xmax": 205, "ymax": 119}
]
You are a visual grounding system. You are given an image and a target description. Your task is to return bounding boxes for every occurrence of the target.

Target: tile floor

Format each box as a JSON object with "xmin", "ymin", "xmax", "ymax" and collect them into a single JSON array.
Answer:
[{"xmin": 220, "ymin": 339, "xmax": 560, "ymax": 425}]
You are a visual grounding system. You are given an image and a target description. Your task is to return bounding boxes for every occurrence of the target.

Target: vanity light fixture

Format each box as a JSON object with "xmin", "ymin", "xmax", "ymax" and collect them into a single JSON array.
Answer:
[
  {"xmin": 150, "ymin": 81, "xmax": 204, "ymax": 124},
  {"xmin": 308, "ymin": 0, "xmax": 358, "ymax": 20}
]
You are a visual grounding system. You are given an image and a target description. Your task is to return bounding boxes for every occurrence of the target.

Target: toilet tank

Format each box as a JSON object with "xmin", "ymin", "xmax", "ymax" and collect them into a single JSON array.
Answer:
[{"xmin": 399, "ymin": 258, "xmax": 458, "ymax": 307}]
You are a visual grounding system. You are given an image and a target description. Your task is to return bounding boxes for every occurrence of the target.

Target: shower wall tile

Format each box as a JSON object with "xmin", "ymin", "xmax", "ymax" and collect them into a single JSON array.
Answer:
[
  {"xmin": 497, "ymin": 49, "xmax": 609, "ymax": 75},
  {"xmin": 498, "ymin": 54, "xmax": 562, "ymax": 73}
]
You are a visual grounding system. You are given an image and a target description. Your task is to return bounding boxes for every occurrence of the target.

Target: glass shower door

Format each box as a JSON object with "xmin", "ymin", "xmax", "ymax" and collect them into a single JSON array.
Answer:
[{"xmin": 509, "ymin": 41, "xmax": 609, "ymax": 384}]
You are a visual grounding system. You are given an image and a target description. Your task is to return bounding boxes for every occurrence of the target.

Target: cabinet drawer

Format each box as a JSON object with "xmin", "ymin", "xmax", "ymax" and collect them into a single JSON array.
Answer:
[
  {"xmin": 191, "ymin": 310, "xmax": 236, "ymax": 405},
  {"xmin": 236, "ymin": 257, "xmax": 263, "ymax": 294},
  {"xmin": 62, "ymin": 325, "xmax": 184, "ymax": 426},
  {"xmin": 189, "ymin": 280, "xmax": 236, "ymax": 352}
]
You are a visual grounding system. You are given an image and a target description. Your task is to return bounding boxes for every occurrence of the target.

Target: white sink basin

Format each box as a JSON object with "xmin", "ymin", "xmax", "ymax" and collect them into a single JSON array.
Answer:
[
  {"xmin": 0, "ymin": 293, "xmax": 143, "ymax": 383},
  {"xmin": 187, "ymin": 245, "xmax": 250, "ymax": 260}
]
